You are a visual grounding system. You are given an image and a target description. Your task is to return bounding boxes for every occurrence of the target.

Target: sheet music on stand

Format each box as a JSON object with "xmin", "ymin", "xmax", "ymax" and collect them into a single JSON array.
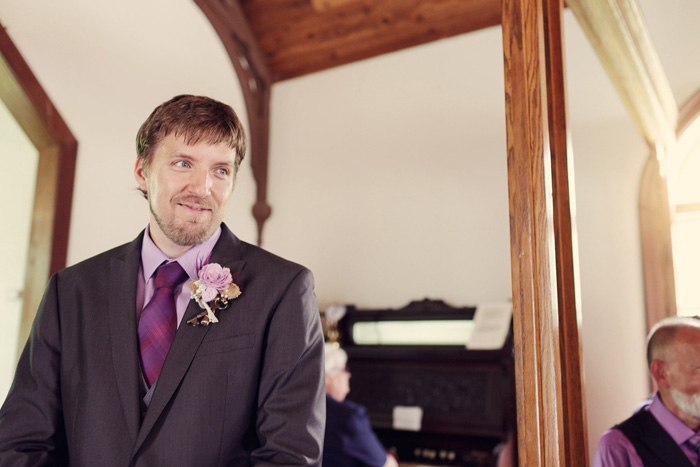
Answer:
[{"xmin": 466, "ymin": 302, "xmax": 512, "ymax": 350}]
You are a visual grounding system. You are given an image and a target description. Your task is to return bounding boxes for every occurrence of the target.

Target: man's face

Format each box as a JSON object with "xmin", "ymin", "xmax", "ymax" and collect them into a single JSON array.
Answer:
[
  {"xmin": 663, "ymin": 329, "xmax": 700, "ymax": 418},
  {"xmin": 135, "ymin": 133, "xmax": 236, "ymax": 253}
]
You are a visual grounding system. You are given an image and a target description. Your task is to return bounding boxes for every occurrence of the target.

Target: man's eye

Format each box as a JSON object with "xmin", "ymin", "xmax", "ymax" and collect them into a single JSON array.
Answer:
[
  {"xmin": 216, "ymin": 168, "xmax": 230, "ymax": 176},
  {"xmin": 174, "ymin": 160, "xmax": 191, "ymax": 168}
]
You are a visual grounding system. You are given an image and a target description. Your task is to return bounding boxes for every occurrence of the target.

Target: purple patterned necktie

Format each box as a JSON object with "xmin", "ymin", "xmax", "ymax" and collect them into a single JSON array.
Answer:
[
  {"xmin": 693, "ymin": 434, "xmax": 700, "ymax": 467},
  {"xmin": 686, "ymin": 432, "xmax": 700, "ymax": 467},
  {"xmin": 138, "ymin": 261, "xmax": 187, "ymax": 387}
]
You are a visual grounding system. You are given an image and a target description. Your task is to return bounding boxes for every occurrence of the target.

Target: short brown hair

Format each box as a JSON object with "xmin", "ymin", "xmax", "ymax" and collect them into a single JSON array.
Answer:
[
  {"xmin": 647, "ymin": 316, "xmax": 700, "ymax": 366},
  {"xmin": 136, "ymin": 94, "xmax": 247, "ymax": 172}
]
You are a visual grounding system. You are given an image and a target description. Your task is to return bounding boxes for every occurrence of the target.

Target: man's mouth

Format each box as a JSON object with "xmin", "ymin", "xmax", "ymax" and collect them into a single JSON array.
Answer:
[{"xmin": 177, "ymin": 202, "xmax": 212, "ymax": 213}]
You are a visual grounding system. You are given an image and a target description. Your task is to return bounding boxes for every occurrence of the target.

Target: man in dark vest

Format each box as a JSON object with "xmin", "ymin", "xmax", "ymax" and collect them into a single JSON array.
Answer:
[{"xmin": 593, "ymin": 317, "xmax": 700, "ymax": 466}]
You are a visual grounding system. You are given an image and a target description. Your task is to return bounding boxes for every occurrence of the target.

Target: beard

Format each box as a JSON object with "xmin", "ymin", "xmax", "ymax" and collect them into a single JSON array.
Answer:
[
  {"xmin": 670, "ymin": 388, "xmax": 700, "ymax": 419},
  {"xmin": 150, "ymin": 196, "xmax": 219, "ymax": 246}
]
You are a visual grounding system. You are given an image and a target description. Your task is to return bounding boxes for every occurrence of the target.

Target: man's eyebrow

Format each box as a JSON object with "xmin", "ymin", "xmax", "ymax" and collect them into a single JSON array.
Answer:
[{"xmin": 167, "ymin": 152, "xmax": 194, "ymax": 160}]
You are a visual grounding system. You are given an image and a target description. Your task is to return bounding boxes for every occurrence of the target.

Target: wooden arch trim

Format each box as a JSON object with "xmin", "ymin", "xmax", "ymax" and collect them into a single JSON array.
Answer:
[
  {"xmin": 567, "ymin": 0, "xmax": 678, "ymax": 147},
  {"xmin": 639, "ymin": 88, "xmax": 700, "ymax": 332},
  {"xmin": 0, "ymin": 25, "xmax": 77, "ymax": 349},
  {"xmin": 639, "ymin": 150, "xmax": 676, "ymax": 332},
  {"xmin": 194, "ymin": 0, "xmax": 273, "ymax": 246}
]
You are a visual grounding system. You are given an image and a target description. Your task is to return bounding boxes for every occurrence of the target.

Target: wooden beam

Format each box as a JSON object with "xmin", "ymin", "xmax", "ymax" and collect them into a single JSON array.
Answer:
[
  {"xmin": 544, "ymin": 0, "xmax": 589, "ymax": 462},
  {"xmin": 0, "ymin": 24, "xmax": 77, "ymax": 351},
  {"xmin": 567, "ymin": 0, "xmax": 678, "ymax": 146},
  {"xmin": 195, "ymin": 0, "xmax": 273, "ymax": 246},
  {"xmin": 502, "ymin": 0, "xmax": 587, "ymax": 463},
  {"xmin": 241, "ymin": 0, "xmax": 502, "ymax": 81}
]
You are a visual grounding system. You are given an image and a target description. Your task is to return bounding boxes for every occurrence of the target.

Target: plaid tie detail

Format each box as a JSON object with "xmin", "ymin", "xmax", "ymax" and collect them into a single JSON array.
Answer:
[
  {"xmin": 138, "ymin": 261, "xmax": 187, "ymax": 387},
  {"xmin": 687, "ymin": 433, "xmax": 700, "ymax": 467}
]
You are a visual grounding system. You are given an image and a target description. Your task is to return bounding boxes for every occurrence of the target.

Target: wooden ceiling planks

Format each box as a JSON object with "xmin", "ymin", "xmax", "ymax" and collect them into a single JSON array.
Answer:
[{"xmin": 238, "ymin": 0, "xmax": 502, "ymax": 81}]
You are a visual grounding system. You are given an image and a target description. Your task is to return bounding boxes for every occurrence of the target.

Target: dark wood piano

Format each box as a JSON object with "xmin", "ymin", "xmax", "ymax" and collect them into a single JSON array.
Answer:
[{"xmin": 331, "ymin": 299, "xmax": 516, "ymax": 467}]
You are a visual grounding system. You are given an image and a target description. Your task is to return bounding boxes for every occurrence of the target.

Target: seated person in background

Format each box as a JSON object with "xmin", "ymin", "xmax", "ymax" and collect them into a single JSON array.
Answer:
[
  {"xmin": 593, "ymin": 316, "xmax": 700, "ymax": 467},
  {"xmin": 324, "ymin": 344, "xmax": 399, "ymax": 467}
]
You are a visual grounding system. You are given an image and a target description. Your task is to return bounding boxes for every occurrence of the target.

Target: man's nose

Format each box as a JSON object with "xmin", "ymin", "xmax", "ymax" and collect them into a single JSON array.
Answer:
[{"xmin": 189, "ymin": 169, "xmax": 212, "ymax": 197}]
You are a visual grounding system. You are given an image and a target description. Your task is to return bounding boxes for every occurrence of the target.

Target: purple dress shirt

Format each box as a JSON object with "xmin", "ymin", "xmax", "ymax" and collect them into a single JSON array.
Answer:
[
  {"xmin": 593, "ymin": 393, "xmax": 699, "ymax": 467},
  {"xmin": 136, "ymin": 225, "xmax": 221, "ymax": 408}
]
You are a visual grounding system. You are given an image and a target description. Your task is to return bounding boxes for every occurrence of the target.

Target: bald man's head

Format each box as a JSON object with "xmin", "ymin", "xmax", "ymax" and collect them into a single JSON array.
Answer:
[
  {"xmin": 647, "ymin": 317, "xmax": 700, "ymax": 429},
  {"xmin": 647, "ymin": 317, "xmax": 700, "ymax": 367}
]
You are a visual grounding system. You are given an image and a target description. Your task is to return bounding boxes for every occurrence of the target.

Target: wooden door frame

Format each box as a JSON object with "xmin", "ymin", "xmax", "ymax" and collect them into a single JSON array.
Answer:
[
  {"xmin": 503, "ymin": 0, "xmax": 677, "ymax": 462},
  {"xmin": 502, "ymin": 0, "xmax": 587, "ymax": 463},
  {"xmin": 0, "ymin": 25, "xmax": 77, "ymax": 351}
]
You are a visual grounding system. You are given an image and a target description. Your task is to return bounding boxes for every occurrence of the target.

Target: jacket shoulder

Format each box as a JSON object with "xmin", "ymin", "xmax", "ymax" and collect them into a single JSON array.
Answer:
[
  {"xmin": 56, "ymin": 234, "xmax": 142, "ymax": 281},
  {"xmin": 236, "ymin": 239, "xmax": 311, "ymax": 276}
]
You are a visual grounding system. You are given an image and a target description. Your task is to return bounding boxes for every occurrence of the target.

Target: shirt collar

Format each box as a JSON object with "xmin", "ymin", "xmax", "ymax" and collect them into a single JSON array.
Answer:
[
  {"xmin": 650, "ymin": 392, "xmax": 698, "ymax": 445},
  {"xmin": 141, "ymin": 225, "xmax": 222, "ymax": 282}
]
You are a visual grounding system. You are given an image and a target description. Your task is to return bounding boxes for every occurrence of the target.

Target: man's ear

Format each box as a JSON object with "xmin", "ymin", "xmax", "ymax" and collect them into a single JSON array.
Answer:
[
  {"xmin": 134, "ymin": 158, "xmax": 148, "ymax": 193},
  {"xmin": 650, "ymin": 360, "xmax": 671, "ymax": 389}
]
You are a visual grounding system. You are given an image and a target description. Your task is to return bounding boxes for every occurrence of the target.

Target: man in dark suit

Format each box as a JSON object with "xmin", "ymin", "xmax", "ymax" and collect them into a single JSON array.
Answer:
[
  {"xmin": 0, "ymin": 95, "xmax": 325, "ymax": 466},
  {"xmin": 593, "ymin": 316, "xmax": 700, "ymax": 467}
]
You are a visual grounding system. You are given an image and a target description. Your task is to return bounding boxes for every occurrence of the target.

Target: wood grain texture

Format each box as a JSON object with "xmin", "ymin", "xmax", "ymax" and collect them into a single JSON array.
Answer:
[
  {"xmin": 240, "ymin": 0, "xmax": 501, "ymax": 81},
  {"xmin": 502, "ymin": 0, "xmax": 587, "ymax": 464},
  {"xmin": 543, "ymin": 0, "xmax": 588, "ymax": 463},
  {"xmin": 194, "ymin": 0, "xmax": 273, "ymax": 246},
  {"xmin": 0, "ymin": 25, "xmax": 77, "ymax": 351},
  {"xmin": 567, "ymin": 0, "xmax": 677, "ymax": 146},
  {"xmin": 502, "ymin": 0, "xmax": 552, "ymax": 462}
]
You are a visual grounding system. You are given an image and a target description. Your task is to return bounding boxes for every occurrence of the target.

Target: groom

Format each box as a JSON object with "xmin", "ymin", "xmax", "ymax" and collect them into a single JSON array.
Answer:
[{"xmin": 0, "ymin": 95, "xmax": 325, "ymax": 466}]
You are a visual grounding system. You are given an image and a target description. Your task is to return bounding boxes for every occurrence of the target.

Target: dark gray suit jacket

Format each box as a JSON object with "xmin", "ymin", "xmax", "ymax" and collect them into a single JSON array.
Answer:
[{"xmin": 0, "ymin": 224, "xmax": 325, "ymax": 466}]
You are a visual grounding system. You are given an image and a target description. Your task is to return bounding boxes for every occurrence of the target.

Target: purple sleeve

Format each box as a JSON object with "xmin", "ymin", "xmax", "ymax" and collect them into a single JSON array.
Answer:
[{"xmin": 592, "ymin": 429, "xmax": 643, "ymax": 467}]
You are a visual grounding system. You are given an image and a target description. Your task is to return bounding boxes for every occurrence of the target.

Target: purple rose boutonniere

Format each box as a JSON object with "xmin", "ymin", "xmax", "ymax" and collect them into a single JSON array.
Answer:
[{"xmin": 186, "ymin": 263, "xmax": 242, "ymax": 326}]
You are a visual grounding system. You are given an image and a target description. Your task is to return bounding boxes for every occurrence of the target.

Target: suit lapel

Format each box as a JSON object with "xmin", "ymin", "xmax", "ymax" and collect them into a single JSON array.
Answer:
[
  {"xmin": 108, "ymin": 233, "xmax": 144, "ymax": 445},
  {"xmin": 132, "ymin": 225, "xmax": 246, "ymax": 456}
]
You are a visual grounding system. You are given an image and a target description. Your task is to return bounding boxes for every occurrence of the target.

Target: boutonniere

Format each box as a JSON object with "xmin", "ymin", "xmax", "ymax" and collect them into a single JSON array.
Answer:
[{"xmin": 186, "ymin": 263, "xmax": 241, "ymax": 326}]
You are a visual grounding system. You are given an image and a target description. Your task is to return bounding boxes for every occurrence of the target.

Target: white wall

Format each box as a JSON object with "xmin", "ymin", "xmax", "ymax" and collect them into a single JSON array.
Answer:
[
  {"xmin": 3, "ymin": 0, "xmax": 699, "ymax": 462},
  {"xmin": 264, "ymin": 26, "xmax": 511, "ymax": 308}
]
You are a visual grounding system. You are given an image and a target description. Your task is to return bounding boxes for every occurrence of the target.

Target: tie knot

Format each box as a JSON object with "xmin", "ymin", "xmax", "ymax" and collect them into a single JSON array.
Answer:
[{"xmin": 153, "ymin": 261, "xmax": 187, "ymax": 290}]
